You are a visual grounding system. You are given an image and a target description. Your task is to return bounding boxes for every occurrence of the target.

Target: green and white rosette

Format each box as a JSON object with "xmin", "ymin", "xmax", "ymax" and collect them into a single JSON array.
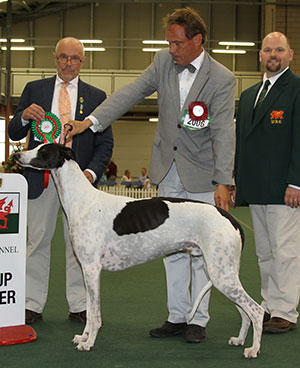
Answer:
[{"xmin": 31, "ymin": 112, "xmax": 62, "ymax": 143}]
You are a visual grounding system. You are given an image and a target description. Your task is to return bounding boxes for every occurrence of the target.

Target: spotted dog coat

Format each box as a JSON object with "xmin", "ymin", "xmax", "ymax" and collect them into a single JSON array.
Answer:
[{"xmin": 14, "ymin": 143, "xmax": 264, "ymax": 358}]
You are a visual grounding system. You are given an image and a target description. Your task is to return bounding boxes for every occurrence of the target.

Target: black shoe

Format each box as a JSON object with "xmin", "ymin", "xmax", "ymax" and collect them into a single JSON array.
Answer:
[
  {"xmin": 26, "ymin": 309, "xmax": 43, "ymax": 324},
  {"xmin": 149, "ymin": 321, "xmax": 187, "ymax": 338},
  {"xmin": 184, "ymin": 324, "xmax": 207, "ymax": 343},
  {"xmin": 263, "ymin": 312, "xmax": 271, "ymax": 323},
  {"xmin": 68, "ymin": 310, "xmax": 87, "ymax": 323}
]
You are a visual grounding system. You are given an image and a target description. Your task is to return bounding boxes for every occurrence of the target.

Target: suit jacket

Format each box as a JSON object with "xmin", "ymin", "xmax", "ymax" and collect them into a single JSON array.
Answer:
[
  {"xmin": 8, "ymin": 76, "xmax": 114, "ymax": 199},
  {"xmin": 235, "ymin": 69, "xmax": 300, "ymax": 205},
  {"xmin": 90, "ymin": 49, "xmax": 236, "ymax": 192}
]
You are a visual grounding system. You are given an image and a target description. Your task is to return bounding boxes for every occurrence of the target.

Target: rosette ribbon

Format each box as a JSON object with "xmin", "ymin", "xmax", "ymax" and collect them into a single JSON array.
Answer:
[{"xmin": 31, "ymin": 112, "xmax": 62, "ymax": 188}]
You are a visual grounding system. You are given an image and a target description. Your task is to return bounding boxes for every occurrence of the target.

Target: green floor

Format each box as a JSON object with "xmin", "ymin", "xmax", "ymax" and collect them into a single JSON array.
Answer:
[{"xmin": 2, "ymin": 207, "xmax": 300, "ymax": 368}]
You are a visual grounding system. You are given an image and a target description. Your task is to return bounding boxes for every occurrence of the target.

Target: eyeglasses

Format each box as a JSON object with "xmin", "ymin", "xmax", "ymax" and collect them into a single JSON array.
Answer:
[{"xmin": 56, "ymin": 54, "xmax": 82, "ymax": 65}]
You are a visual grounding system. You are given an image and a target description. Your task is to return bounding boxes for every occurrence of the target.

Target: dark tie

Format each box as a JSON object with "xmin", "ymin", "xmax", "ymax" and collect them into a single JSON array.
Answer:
[
  {"xmin": 253, "ymin": 79, "xmax": 271, "ymax": 117},
  {"xmin": 174, "ymin": 63, "xmax": 196, "ymax": 74}
]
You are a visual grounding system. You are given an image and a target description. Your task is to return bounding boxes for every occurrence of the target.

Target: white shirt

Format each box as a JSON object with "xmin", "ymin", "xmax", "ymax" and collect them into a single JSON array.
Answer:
[
  {"xmin": 254, "ymin": 66, "xmax": 289, "ymax": 107},
  {"xmin": 178, "ymin": 51, "xmax": 204, "ymax": 109}
]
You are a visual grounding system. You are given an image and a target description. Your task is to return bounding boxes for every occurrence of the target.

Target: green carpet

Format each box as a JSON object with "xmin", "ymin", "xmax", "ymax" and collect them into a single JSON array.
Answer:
[{"xmin": 1, "ymin": 207, "xmax": 299, "ymax": 368}]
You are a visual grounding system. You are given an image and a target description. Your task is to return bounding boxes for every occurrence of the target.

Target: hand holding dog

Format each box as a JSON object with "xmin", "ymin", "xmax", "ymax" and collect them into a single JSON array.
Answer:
[{"xmin": 64, "ymin": 119, "xmax": 92, "ymax": 143}]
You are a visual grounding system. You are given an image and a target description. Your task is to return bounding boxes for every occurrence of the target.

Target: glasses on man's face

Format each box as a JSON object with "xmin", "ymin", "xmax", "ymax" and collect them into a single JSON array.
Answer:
[{"xmin": 56, "ymin": 54, "xmax": 82, "ymax": 65}]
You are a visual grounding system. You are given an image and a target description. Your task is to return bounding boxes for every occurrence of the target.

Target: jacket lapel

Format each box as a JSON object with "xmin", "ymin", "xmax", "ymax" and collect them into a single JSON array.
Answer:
[
  {"xmin": 248, "ymin": 69, "xmax": 291, "ymax": 135},
  {"xmin": 168, "ymin": 64, "xmax": 181, "ymax": 118},
  {"xmin": 43, "ymin": 76, "xmax": 56, "ymax": 111}
]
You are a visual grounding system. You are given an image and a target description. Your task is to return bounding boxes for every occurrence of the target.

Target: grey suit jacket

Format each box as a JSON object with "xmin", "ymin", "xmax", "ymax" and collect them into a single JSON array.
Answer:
[{"xmin": 91, "ymin": 49, "xmax": 235, "ymax": 192}]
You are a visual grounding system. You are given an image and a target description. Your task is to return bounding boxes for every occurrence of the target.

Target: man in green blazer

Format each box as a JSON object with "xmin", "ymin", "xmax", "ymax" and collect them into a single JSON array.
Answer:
[{"xmin": 234, "ymin": 32, "xmax": 300, "ymax": 333}]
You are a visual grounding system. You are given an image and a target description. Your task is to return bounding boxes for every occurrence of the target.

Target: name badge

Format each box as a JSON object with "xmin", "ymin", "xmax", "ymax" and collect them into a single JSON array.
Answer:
[{"xmin": 181, "ymin": 101, "xmax": 211, "ymax": 131}]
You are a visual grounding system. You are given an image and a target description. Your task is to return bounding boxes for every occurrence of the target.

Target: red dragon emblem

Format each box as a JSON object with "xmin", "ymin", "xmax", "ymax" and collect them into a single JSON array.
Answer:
[
  {"xmin": 0, "ymin": 197, "xmax": 13, "ymax": 229},
  {"xmin": 270, "ymin": 110, "xmax": 284, "ymax": 120}
]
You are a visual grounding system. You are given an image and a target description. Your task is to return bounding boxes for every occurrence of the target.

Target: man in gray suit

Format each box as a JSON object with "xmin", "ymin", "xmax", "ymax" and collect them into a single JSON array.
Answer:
[{"xmin": 66, "ymin": 8, "xmax": 235, "ymax": 343}]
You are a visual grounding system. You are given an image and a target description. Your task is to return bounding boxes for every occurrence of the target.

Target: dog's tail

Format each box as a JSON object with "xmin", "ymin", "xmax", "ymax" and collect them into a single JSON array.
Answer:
[{"xmin": 188, "ymin": 280, "xmax": 213, "ymax": 323}]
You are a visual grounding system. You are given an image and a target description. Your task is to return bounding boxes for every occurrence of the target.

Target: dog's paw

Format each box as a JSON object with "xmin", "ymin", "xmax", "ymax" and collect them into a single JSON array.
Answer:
[
  {"xmin": 228, "ymin": 336, "xmax": 245, "ymax": 346},
  {"xmin": 243, "ymin": 347, "xmax": 259, "ymax": 359},
  {"xmin": 72, "ymin": 335, "xmax": 83, "ymax": 344},
  {"xmin": 75, "ymin": 342, "xmax": 94, "ymax": 351}
]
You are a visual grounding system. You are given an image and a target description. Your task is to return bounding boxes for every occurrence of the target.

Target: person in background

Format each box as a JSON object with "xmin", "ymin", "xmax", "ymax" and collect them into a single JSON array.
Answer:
[
  {"xmin": 8, "ymin": 37, "xmax": 114, "ymax": 324},
  {"xmin": 138, "ymin": 167, "xmax": 151, "ymax": 189},
  {"xmin": 233, "ymin": 32, "xmax": 300, "ymax": 333},
  {"xmin": 121, "ymin": 169, "xmax": 131, "ymax": 182},
  {"xmin": 64, "ymin": 7, "xmax": 235, "ymax": 343},
  {"xmin": 106, "ymin": 159, "xmax": 118, "ymax": 181}
]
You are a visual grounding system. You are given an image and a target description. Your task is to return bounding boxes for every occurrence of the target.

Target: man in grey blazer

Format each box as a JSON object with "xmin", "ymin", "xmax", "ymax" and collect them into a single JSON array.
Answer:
[
  {"xmin": 66, "ymin": 8, "xmax": 235, "ymax": 343},
  {"xmin": 8, "ymin": 37, "xmax": 113, "ymax": 324}
]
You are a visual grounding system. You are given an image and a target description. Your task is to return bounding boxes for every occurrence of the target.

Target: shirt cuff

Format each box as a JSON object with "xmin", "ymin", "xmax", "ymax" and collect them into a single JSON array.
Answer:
[
  {"xmin": 288, "ymin": 184, "xmax": 300, "ymax": 190},
  {"xmin": 21, "ymin": 117, "xmax": 30, "ymax": 126},
  {"xmin": 86, "ymin": 115, "xmax": 104, "ymax": 133}
]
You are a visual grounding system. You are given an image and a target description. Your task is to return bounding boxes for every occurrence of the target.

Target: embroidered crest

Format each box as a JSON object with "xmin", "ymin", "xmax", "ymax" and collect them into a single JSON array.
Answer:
[{"xmin": 270, "ymin": 110, "xmax": 284, "ymax": 125}]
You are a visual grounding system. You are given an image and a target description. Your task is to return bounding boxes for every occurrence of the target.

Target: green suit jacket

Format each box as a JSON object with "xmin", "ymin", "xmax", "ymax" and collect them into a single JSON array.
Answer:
[{"xmin": 235, "ymin": 68, "xmax": 300, "ymax": 205}]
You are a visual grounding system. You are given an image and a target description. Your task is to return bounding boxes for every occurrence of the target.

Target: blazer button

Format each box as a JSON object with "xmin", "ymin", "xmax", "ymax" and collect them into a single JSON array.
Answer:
[
  {"xmin": 177, "ymin": 124, "xmax": 181, "ymax": 129},
  {"xmin": 173, "ymin": 146, "xmax": 177, "ymax": 151}
]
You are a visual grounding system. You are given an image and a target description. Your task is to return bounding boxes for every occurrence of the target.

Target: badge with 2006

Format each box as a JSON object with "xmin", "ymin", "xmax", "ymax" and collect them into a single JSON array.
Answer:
[{"xmin": 181, "ymin": 101, "xmax": 211, "ymax": 131}]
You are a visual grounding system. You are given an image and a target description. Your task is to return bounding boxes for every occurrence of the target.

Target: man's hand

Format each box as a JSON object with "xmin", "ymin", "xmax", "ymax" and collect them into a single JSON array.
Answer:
[
  {"xmin": 214, "ymin": 184, "xmax": 230, "ymax": 212},
  {"xmin": 284, "ymin": 186, "xmax": 300, "ymax": 208},
  {"xmin": 83, "ymin": 170, "xmax": 93, "ymax": 184},
  {"xmin": 63, "ymin": 119, "xmax": 93, "ymax": 143},
  {"xmin": 22, "ymin": 104, "xmax": 45, "ymax": 122},
  {"xmin": 228, "ymin": 186, "xmax": 236, "ymax": 208}
]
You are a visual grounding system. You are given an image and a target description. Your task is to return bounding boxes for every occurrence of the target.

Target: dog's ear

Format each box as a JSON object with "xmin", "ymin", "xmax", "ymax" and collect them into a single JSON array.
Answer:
[
  {"xmin": 60, "ymin": 145, "xmax": 76, "ymax": 161},
  {"xmin": 56, "ymin": 144, "xmax": 76, "ymax": 167}
]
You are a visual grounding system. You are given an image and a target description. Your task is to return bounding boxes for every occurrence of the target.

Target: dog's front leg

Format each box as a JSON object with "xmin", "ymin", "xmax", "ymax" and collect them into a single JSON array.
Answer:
[{"xmin": 73, "ymin": 263, "xmax": 102, "ymax": 351}]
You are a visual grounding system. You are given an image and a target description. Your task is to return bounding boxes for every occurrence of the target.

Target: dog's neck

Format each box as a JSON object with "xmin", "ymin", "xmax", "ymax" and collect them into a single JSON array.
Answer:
[{"xmin": 51, "ymin": 159, "xmax": 95, "ymax": 218}]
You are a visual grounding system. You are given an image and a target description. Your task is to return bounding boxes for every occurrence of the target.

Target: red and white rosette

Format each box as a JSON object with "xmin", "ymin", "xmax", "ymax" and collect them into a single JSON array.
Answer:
[{"xmin": 188, "ymin": 101, "xmax": 208, "ymax": 121}]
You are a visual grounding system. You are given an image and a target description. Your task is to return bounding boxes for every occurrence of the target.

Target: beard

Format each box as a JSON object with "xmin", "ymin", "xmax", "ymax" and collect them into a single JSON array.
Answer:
[{"xmin": 266, "ymin": 58, "xmax": 281, "ymax": 73}]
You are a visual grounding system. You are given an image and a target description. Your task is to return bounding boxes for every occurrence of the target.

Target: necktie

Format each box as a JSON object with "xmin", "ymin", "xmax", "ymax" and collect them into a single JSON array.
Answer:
[
  {"xmin": 59, "ymin": 82, "xmax": 72, "ymax": 147},
  {"xmin": 175, "ymin": 63, "xmax": 196, "ymax": 74},
  {"xmin": 253, "ymin": 79, "xmax": 271, "ymax": 118}
]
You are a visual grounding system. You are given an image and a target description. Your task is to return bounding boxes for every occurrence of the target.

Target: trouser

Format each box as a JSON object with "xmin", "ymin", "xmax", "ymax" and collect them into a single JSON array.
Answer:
[
  {"xmin": 158, "ymin": 161, "xmax": 215, "ymax": 327},
  {"xmin": 26, "ymin": 176, "xmax": 86, "ymax": 313},
  {"xmin": 250, "ymin": 204, "xmax": 300, "ymax": 323}
]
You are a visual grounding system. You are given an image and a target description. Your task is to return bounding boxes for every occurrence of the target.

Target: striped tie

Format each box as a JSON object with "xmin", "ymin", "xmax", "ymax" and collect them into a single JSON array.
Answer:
[
  {"xmin": 253, "ymin": 79, "xmax": 271, "ymax": 118},
  {"xmin": 59, "ymin": 82, "xmax": 72, "ymax": 147}
]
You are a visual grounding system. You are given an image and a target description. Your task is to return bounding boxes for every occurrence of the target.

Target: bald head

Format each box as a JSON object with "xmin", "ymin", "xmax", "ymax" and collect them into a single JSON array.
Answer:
[
  {"xmin": 54, "ymin": 37, "xmax": 86, "ymax": 82},
  {"xmin": 260, "ymin": 32, "xmax": 293, "ymax": 77}
]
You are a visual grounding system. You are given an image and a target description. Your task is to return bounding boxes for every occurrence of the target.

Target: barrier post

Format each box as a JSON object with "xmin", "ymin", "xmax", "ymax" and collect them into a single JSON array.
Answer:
[{"xmin": 0, "ymin": 173, "xmax": 37, "ymax": 345}]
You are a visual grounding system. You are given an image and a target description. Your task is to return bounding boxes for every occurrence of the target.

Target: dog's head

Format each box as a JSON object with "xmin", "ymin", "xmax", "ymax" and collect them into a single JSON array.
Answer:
[{"xmin": 14, "ymin": 143, "xmax": 76, "ymax": 170}]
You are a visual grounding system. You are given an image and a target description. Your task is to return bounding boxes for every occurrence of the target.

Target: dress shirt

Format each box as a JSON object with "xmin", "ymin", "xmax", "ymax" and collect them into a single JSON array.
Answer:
[{"xmin": 178, "ymin": 50, "xmax": 204, "ymax": 109}]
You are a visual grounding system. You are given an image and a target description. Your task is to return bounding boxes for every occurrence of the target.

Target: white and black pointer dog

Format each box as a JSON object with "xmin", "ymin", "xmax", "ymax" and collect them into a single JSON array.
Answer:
[{"xmin": 14, "ymin": 143, "xmax": 264, "ymax": 358}]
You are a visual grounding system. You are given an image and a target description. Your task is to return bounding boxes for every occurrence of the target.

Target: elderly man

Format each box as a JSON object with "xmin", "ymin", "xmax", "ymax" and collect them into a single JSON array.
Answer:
[{"xmin": 8, "ymin": 37, "xmax": 113, "ymax": 324}]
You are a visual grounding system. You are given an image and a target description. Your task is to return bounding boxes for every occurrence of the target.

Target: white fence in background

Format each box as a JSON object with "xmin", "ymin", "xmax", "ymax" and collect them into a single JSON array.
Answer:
[{"xmin": 98, "ymin": 185, "xmax": 158, "ymax": 199}]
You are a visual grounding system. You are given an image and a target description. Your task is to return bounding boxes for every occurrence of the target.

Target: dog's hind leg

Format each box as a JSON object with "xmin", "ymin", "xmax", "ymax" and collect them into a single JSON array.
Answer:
[
  {"xmin": 212, "ymin": 275, "xmax": 264, "ymax": 358},
  {"xmin": 73, "ymin": 263, "xmax": 102, "ymax": 351},
  {"xmin": 204, "ymin": 234, "xmax": 263, "ymax": 358},
  {"xmin": 228, "ymin": 305, "xmax": 251, "ymax": 346}
]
